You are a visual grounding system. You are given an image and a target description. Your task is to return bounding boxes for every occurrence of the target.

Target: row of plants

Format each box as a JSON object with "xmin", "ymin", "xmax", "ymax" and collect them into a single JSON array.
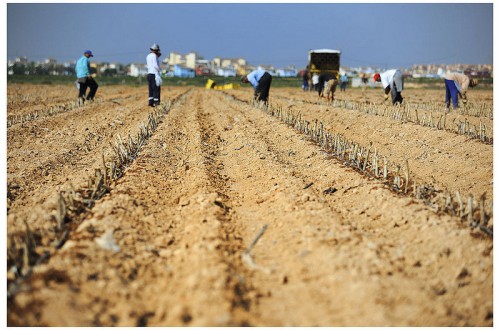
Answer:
[
  {"xmin": 224, "ymin": 92, "xmax": 493, "ymax": 238},
  {"xmin": 273, "ymin": 95, "xmax": 493, "ymax": 144}
]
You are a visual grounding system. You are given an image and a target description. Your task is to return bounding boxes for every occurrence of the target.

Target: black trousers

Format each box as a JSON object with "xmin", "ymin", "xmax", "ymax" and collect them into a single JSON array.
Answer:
[
  {"xmin": 78, "ymin": 77, "xmax": 98, "ymax": 100},
  {"xmin": 391, "ymin": 82, "xmax": 404, "ymax": 104},
  {"xmin": 147, "ymin": 74, "xmax": 161, "ymax": 106},
  {"xmin": 254, "ymin": 72, "xmax": 272, "ymax": 103}
]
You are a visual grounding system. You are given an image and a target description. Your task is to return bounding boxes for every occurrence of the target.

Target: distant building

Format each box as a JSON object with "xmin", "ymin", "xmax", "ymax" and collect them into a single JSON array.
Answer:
[
  {"xmin": 128, "ymin": 63, "xmax": 148, "ymax": 77},
  {"xmin": 168, "ymin": 52, "xmax": 184, "ymax": 67},
  {"xmin": 15, "ymin": 56, "xmax": 28, "ymax": 64},
  {"xmin": 216, "ymin": 67, "xmax": 236, "ymax": 77},
  {"xmin": 173, "ymin": 65, "xmax": 195, "ymax": 78},
  {"xmin": 38, "ymin": 58, "xmax": 58, "ymax": 66},
  {"xmin": 275, "ymin": 67, "xmax": 298, "ymax": 77},
  {"xmin": 185, "ymin": 52, "xmax": 199, "ymax": 69},
  {"xmin": 195, "ymin": 61, "xmax": 212, "ymax": 76}
]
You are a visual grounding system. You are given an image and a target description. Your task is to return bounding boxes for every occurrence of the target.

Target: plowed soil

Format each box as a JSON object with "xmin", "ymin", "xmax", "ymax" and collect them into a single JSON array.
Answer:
[{"xmin": 7, "ymin": 84, "xmax": 493, "ymax": 326}]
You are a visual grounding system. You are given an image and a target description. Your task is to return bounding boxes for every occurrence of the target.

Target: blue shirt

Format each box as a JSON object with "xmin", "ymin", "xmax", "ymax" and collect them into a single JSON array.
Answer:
[
  {"xmin": 75, "ymin": 56, "xmax": 90, "ymax": 78},
  {"xmin": 340, "ymin": 75, "xmax": 348, "ymax": 82},
  {"xmin": 246, "ymin": 70, "xmax": 267, "ymax": 89}
]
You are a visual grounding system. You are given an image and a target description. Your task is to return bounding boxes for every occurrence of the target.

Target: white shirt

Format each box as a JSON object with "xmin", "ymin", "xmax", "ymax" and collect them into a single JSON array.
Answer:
[
  {"xmin": 146, "ymin": 52, "xmax": 160, "ymax": 74},
  {"xmin": 380, "ymin": 69, "xmax": 398, "ymax": 89},
  {"xmin": 312, "ymin": 74, "xmax": 319, "ymax": 84}
]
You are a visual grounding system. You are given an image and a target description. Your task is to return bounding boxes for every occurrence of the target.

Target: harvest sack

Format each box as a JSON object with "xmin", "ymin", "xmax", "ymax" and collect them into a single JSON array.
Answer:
[{"xmin": 155, "ymin": 74, "xmax": 163, "ymax": 87}]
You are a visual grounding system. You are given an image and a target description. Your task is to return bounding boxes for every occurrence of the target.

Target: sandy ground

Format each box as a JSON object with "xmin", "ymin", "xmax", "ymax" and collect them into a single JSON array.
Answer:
[{"xmin": 6, "ymin": 84, "xmax": 493, "ymax": 326}]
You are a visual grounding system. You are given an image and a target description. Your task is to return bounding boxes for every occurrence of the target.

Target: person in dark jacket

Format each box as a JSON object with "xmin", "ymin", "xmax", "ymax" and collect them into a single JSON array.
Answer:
[{"xmin": 241, "ymin": 69, "xmax": 273, "ymax": 104}]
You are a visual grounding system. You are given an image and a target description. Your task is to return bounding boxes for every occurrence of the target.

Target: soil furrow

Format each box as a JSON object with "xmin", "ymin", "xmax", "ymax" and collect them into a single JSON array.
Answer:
[
  {"xmin": 206, "ymin": 90, "xmax": 492, "ymax": 326},
  {"xmin": 195, "ymin": 96, "xmax": 257, "ymax": 325},
  {"xmin": 7, "ymin": 85, "xmax": 492, "ymax": 327}
]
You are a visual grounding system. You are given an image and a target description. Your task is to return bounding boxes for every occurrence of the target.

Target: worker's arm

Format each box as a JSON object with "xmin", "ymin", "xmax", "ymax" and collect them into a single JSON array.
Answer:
[
  {"xmin": 378, "ymin": 86, "xmax": 390, "ymax": 103},
  {"xmin": 459, "ymin": 91, "xmax": 468, "ymax": 103}
]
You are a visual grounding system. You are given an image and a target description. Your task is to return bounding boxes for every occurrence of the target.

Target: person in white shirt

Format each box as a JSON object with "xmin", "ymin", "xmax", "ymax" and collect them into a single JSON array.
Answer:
[
  {"xmin": 312, "ymin": 72, "xmax": 320, "ymax": 91},
  {"xmin": 373, "ymin": 69, "xmax": 404, "ymax": 105},
  {"xmin": 146, "ymin": 43, "xmax": 162, "ymax": 107}
]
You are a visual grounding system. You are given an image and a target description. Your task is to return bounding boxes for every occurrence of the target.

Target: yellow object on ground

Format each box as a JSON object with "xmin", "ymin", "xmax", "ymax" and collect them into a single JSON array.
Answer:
[
  {"xmin": 205, "ymin": 79, "xmax": 216, "ymax": 89},
  {"xmin": 213, "ymin": 83, "xmax": 240, "ymax": 90}
]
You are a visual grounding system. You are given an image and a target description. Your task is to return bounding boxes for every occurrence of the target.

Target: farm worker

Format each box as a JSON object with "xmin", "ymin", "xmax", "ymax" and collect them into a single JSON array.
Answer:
[
  {"xmin": 317, "ymin": 72, "xmax": 337, "ymax": 99},
  {"xmin": 312, "ymin": 72, "xmax": 319, "ymax": 91},
  {"xmin": 361, "ymin": 73, "xmax": 369, "ymax": 85},
  {"xmin": 361, "ymin": 73, "xmax": 369, "ymax": 96},
  {"xmin": 75, "ymin": 50, "xmax": 98, "ymax": 105},
  {"xmin": 146, "ymin": 43, "xmax": 162, "ymax": 107},
  {"xmin": 302, "ymin": 70, "xmax": 310, "ymax": 92},
  {"xmin": 340, "ymin": 73, "xmax": 349, "ymax": 92},
  {"xmin": 373, "ymin": 69, "xmax": 404, "ymax": 105},
  {"xmin": 443, "ymin": 72, "xmax": 478, "ymax": 109},
  {"xmin": 241, "ymin": 69, "xmax": 273, "ymax": 105}
]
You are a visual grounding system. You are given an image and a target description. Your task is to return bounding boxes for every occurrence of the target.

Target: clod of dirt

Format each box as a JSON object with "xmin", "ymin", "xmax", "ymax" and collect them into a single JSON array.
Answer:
[
  {"xmin": 323, "ymin": 187, "xmax": 338, "ymax": 194},
  {"xmin": 456, "ymin": 267, "xmax": 470, "ymax": 280}
]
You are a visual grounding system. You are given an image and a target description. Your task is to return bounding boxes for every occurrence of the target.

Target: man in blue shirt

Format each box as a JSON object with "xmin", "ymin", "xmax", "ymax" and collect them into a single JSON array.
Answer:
[
  {"xmin": 241, "ymin": 69, "xmax": 273, "ymax": 105},
  {"xmin": 340, "ymin": 73, "xmax": 349, "ymax": 92},
  {"xmin": 75, "ymin": 50, "xmax": 98, "ymax": 105}
]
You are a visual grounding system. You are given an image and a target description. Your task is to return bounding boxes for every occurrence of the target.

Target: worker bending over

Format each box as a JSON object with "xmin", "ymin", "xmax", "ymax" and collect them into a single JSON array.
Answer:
[
  {"xmin": 443, "ymin": 72, "xmax": 478, "ymax": 109},
  {"xmin": 317, "ymin": 72, "xmax": 338, "ymax": 101},
  {"xmin": 373, "ymin": 69, "xmax": 404, "ymax": 105},
  {"xmin": 241, "ymin": 69, "xmax": 273, "ymax": 105}
]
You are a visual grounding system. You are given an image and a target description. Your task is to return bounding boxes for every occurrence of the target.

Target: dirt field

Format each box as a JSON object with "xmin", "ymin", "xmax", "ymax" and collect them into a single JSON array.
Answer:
[{"xmin": 6, "ymin": 83, "xmax": 493, "ymax": 326}]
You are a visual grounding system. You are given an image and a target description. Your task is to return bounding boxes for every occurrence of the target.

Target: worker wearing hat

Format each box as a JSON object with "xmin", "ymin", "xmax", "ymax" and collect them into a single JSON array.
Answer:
[
  {"xmin": 75, "ymin": 50, "xmax": 98, "ymax": 105},
  {"xmin": 373, "ymin": 69, "xmax": 404, "ymax": 105},
  {"xmin": 146, "ymin": 43, "xmax": 162, "ymax": 107},
  {"xmin": 443, "ymin": 72, "xmax": 478, "ymax": 109},
  {"xmin": 241, "ymin": 69, "xmax": 273, "ymax": 105}
]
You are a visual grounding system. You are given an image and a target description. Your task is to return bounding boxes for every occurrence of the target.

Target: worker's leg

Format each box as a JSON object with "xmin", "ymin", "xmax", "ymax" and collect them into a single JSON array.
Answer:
[
  {"xmin": 327, "ymin": 80, "xmax": 338, "ymax": 101},
  {"xmin": 391, "ymin": 83, "xmax": 403, "ymax": 104},
  {"xmin": 154, "ymin": 85, "xmax": 161, "ymax": 106},
  {"xmin": 451, "ymin": 82, "xmax": 459, "ymax": 108},
  {"xmin": 86, "ymin": 78, "xmax": 98, "ymax": 100},
  {"xmin": 256, "ymin": 73, "xmax": 272, "ymax": 103},
  {"xmin": 147, "ymin": 74, "xmax": 155, "ymax": 106},
  {"xmin": 78, "ymin": 77, "xmax": 88, "ymax": 99},
  {"xmin": 391, "ymin": 71, "xmax": 404, "ymax": 104},
  {"xmin": 445, "ymin": 79, "xmax": 459, "ymax": 108},
  {"xmin": 444, "ymin": 79, "xmax": 452, "ymax": 108}
]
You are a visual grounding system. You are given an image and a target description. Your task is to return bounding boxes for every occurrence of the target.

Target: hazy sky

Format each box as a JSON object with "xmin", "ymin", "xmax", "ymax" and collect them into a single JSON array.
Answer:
[{"xmin": 7, "ymin": 3, "xmax": 494, "ymax": 69}]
